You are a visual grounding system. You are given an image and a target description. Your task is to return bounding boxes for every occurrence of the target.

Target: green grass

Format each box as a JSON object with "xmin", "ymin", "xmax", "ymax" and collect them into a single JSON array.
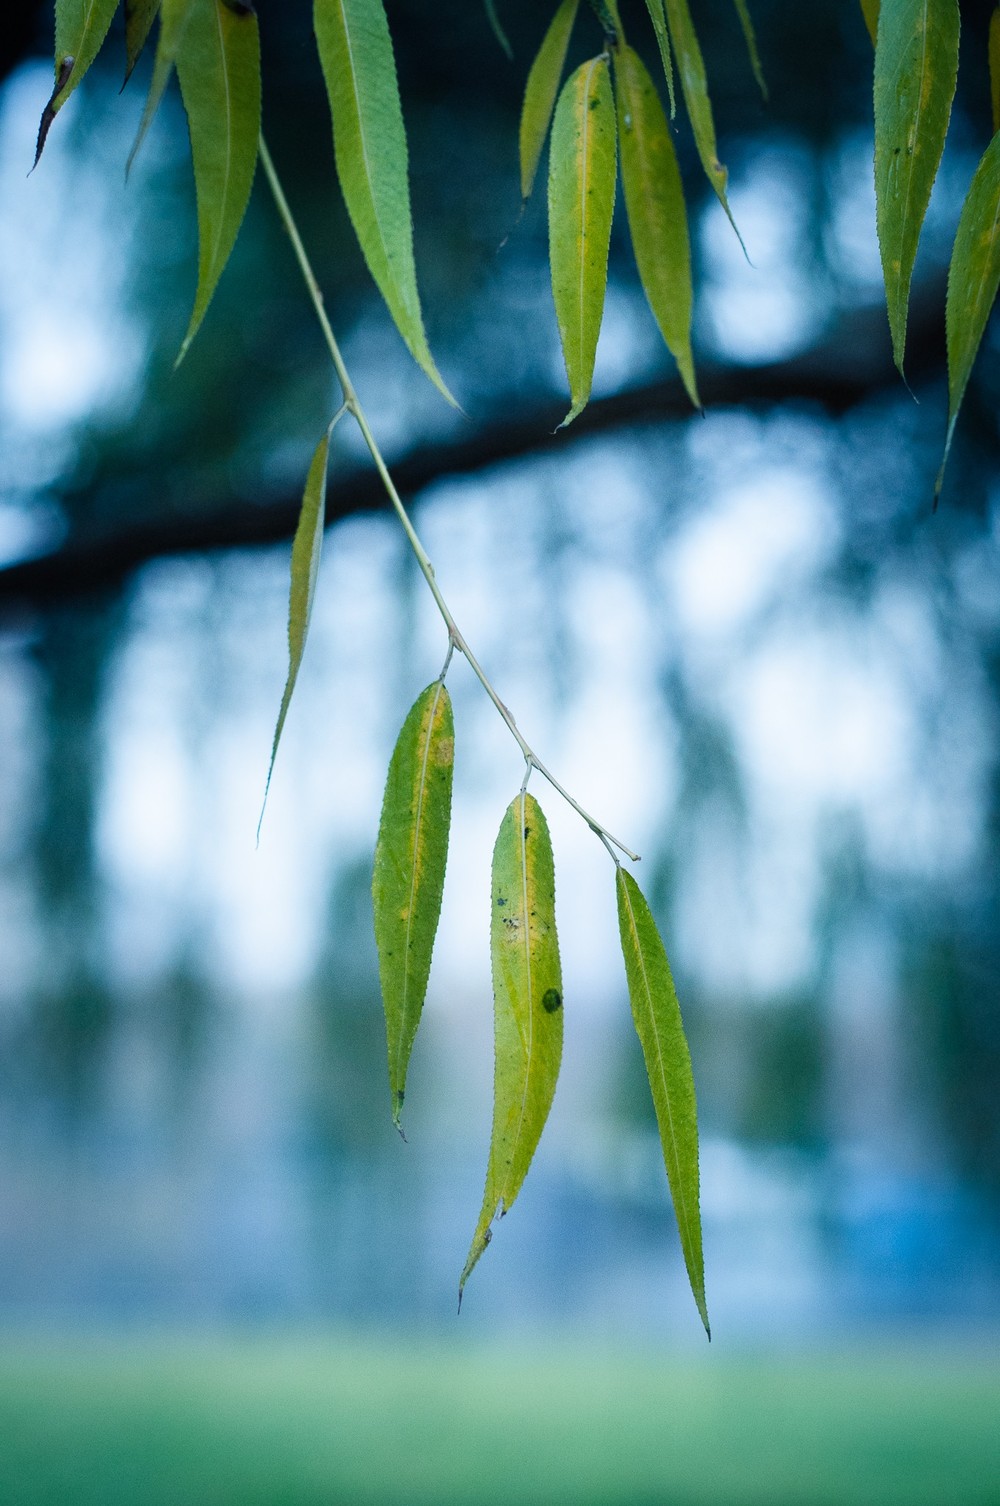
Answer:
[{"xmin": 0, "ymin": 1336, "xmax": 998, "ymax": 1505}]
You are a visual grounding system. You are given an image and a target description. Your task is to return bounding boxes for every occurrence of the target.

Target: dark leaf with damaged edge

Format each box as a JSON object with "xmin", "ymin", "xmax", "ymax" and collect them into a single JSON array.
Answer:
[
  {"xmin": 460, "ymin": 793, "xmax": 562, "ymax": 1301},
  {"xmin": 34, "ymin": 0, "xmax": 121, "ymax": 165},
  {"xmin": 373, "ymin": 681, "xmax": 455, "ymax": 1132},
  {"xmin": 616, "ymin": 867, "xmax": 709, "ymax": 1337}
]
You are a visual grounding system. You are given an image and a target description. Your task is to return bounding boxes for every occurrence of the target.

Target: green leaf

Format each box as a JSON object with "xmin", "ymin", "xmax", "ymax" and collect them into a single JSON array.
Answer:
[
  {"xmin": 372, "ymin": 681, "xmax": 455, "ymax": 1133},
  {"xmin": 643, "ymin": 0, "xmax": 676, "ymax": 118},
  {"xmin": 127, "ymin": 0, "xmax": 197, "ymax": 172},
  {"xmin": 616, "ymin": 868, "xmax": 709, "ymax": 1338},
  {"xmin": 936, "ymin": 131, "xmax": 1000, "ymax": 501},
  {"xmin": 460, "ymin": 793, "xmax": 563, "ymax": 1301},
  {"xmin": 484, "ymin": 0, "xmax": 513, "ymax": 61},
  {"xmin": 615, "ymin": 44, "xmax": 698, "ymax": 407},
  {"xmin": 732, "ymin": 0, "xmax": 767, "ymax": 100},
  {"xmin": 174, "ymin": 0, "xmax": 261, "ymax": 362},
  {"xmin": 990, "ymin": 7, "xmax": 1000, "ymax": 135},
  {"xmin": 35, "ymin": 0, "xmax": 120, "ymax": 164},
  {"xmin": 548, "ymin": 55, "xmax": 617, "ymax": 428},
  {"xmin": 874, "ymin": 0, "xmax": 960, "ymax": 375},
  {"xmin": 860, "ymin": 0, "xmax": 880, "ymax": 47},
  {"xmin": 314, "ymin": 0, "xmax": 456, "ymax": 406},
  {"xmin": 125, "ymin": 0, "xmax": 161, "ymax": 81},
  {"xmin": 519, "ymin": 0, "xmax": 580, "ymax": 202},
  {"xmin": 259, "ymin": 429, "xmax": 332, "ymax": 832},
  {"xmin": 662, "ymin": 0, "xmax": 738, "ymax": 237}
]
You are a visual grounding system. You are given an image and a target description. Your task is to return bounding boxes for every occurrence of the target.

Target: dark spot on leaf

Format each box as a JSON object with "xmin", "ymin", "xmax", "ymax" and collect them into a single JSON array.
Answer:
[
  {"xmin": 542, "ymin": 988, "xmax": 562, "ymax": 1013},
  {"xmin": 523, "ymin": 825, "xmax": 531, "ymax": 838},
  {"xmin": 497, "ymin": 896, "xmax": 507, "ymax": 906}
]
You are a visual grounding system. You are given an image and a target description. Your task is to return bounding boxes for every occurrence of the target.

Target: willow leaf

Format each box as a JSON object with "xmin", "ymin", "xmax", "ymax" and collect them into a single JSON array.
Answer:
[
  {"xmin": 662, "ymin": 0, "xmax": 737, "ymax": 236},
  {"xmin": 127, "ymin": 0, "xmax": 197, "ymax": 172},
  {"xmin": 616, "ymin": 868, "xmax": 709, "ymax": 1337},
  {"xmin": 642, "ymin": 0, "xmax": 675, "ymax": 117},
  {"xmin": 874, "ymin": 0, "xmax": 960, "ymax": 375},
  {"xmin": 616, "ymin": 44, "xmax": 698, "ymax": 407},
  {"xmin": 125, "ymin": 0, "xmax": 161, "ymax": 81},
  {"xmin": 34, "ymin": 0, "xmax": 121, "ymax": 164},
  {"xmin": 259, "ymin": 430, "xmax": 331, "ymax": 831},
  {"xmin": 373, "ymin": 681, "xmax": 455, "ymax": 1132},
  {"xmin": 548, "ymin": 55, "xmax": 617, "ymax": 428},
  {"xmin": 314, "ymin": 0, "xmax": 455, "ymax": 405},
  {"xmin": 936, "ymin": 131, "xmax": 1000, "ymax": 500},
  {"xmin": 174, "ymin": 0, "xmax": 261, "ymax": 362},
  {"xmin": 860, "ymin": 0, "xmax": 880, "ymax": 47},
  {"xmin": 732, "ymin": 0, "xmax": 767, "ymax": 99},
  {"xmin": 519, "ymin": 0, "xmax": 580, "ymax": 202},
  {"xmin": 460, "ymin": 794, "xmax": 563, "ymax": 1301},
  {"xmin": 484, "ymin": 0, "xmax": 513, "ymax": 60},
  {"xmin": 990, "ymin": 7, "xmax": 1000, "ymax": 135}
]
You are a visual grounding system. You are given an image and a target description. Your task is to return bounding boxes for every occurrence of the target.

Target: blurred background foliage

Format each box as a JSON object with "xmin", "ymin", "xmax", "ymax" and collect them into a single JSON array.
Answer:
[{"xmin": 0, "ymin": 2, "xmax": 999, "ymax": 1499}]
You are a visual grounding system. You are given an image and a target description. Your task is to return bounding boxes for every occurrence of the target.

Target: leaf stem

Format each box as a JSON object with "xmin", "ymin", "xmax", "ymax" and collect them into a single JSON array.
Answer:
[{"xmin": 258, "ymin": 134, "xmax": 639, "ymax": 865}]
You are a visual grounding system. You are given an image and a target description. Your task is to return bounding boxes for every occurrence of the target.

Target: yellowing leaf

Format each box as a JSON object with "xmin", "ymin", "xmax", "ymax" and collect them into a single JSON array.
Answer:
[
  {"xmin": 615, "ymin": 44, "xmax": 698, "ymax": 407},
  {"xmin": 519, "ymin": 0, "xmax": 580, "ymax": 202},
  {"xmin": 990, "ymin": 7, "xmax": 1000, "ymax": 135},
  {"xmin": 259, "ymin": 429, "xmax": 331, "ymax": 831},
  {"xmin": 460, "ymin": 793, "xmax": 563, "ymax": 1301},
  {"xmin": 174, "ymin": 0, "xmax": 261, "ymax": 362},
  {"xmin": 35, "ymin": 0, "xmax": 120, "ymax": 164},
  {"xmin": 936, "ymin": 131, "xmax": 1000, "ymax": 501},
  {"xmin": 732, "ymin": 0, "xmax": 767, "ymax": 100},
  {"xmin": 874, "ymin": 0, "xmax": 960, "ymax": 375},
  {"xmin": 314, "ymin": 0, "xmax": 455, "ymax": 406},
  {"xmin": 662, "ymin": 0, "xmax": 737, "ymax": 235},
  {"xmin": 548, "ymin": 55, "xmax": 617, "ymax": 427},
  {"xmin": 125, "ymin": 0, "xmax": 161, "ymax": 82},
  {"xmin": 616, "ymin": 869, "xmax": 709, "ymax": 1337},
  {"xmin": 372, "ymin": 681, "xmax": 455, "ymax": 1132},
  {"xmin": 860, "ymin": 0, "xmax": 880, "ymax": 47},
  {"xmin": 643, "ymin": 0, "xmax": 676, "ymax": 118}
]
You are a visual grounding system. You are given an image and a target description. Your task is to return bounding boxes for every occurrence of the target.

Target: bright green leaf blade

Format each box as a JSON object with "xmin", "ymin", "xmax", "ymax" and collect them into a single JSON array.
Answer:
[
  {"xmin": 484, "ymin": 0, "xmax": 513, "ymax": 60},
  {"xmin": 548, "ymin": 55, "xmax": 617, "ymax": 428},
  {"xmin": 174, "ymin": 0, "xmax": 261, "ymax": 363},
  {"xmin": 616, "ymin": 868, "xmax": 709, "ymax": 1338},
  {"xmin": 372, "ymin": 681, "xmax": 455, "ymax": 1132},
  {"xmin": 860, "ymin": 0, "xmax": 880, "ymax": 47},
  {"xmin": 127, "ymin": 0, "xmax": 197, "ymax": 172},
  {"xmin": 936, "ymin": 130, "xmax": 1000, "ymax": 500},
  {"xmin": 643, "ymin": 0, "xmax": 676, "ymax": 117},
  {"xmin": 259, "ymin": 430, "xmax": 331, "ymax": 829},
  {"xmin": 314, "ymin": 0, "xmax": 456, "ymax": 406},
  {"xmin": 616, "ymin": 45, "xmax": 698, "ymax": 407},
  {"xmin": 125, "ymin": 0, "xmax": 160, "ymax": 81},
  {"xmin": 732, "ymin": 0, "xmax": 767, "ymax": 100},
  {"xmin": 460, "ymin": 793, "xmax": 563, "ymax": 1300},
  {"xmin": 662, "ymin": 0, "xmax": 739, "ymax": 238},
  {"xmin": 519, "ymin": 0, "xmax": 580, "ymax": 202},
  {"xmin": 874, "ymin": 0, "xmax": 960, "ymax": 375},
  {"xmin": 990, "ymin": 7, "xmax": 1000, "ymax": 135},
  {"xmin": 35, "ymin": 0, "xmax": 121, "ymax": 164}
]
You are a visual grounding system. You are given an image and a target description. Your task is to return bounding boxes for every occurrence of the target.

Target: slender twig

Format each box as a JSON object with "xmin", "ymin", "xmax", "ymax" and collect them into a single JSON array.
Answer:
[{"xmin": 258, "ymin": 136, "xmax": 639, "ymax": 864}]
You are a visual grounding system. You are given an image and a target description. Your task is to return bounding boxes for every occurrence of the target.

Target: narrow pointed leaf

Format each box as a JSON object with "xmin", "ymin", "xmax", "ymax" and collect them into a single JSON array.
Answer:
[
  {"xmin": 460, "ymin": 794, "xmax": 563, "ymax": 1299},
  {"xmin": 936, "ymin": 131, "xmax": 1000, "ymax": 500},
  {"xmin": 484, "ymin": 0, "xmax": 513, "ymax": 61},
  {"xmin": 548, "ymin": 56, "xmax": 617, "ymax": 427},
  {"xmin": 127, "ymin": 0, "xmax": 197, "ymax": 171},
  {"xmin": 732, "ymin": 0, "xmax": 767, "ymax": 100},
  {"xmin": 616, "ymin": 45, "xmax": 698, "ymax": 407},
  {"xmin": 314, "ymin": 0, "xmax": 456, "ymax": 405},
  {"xmin": 616, "ymin": 868, "xmax": 709, "ymax": 1337},
  {"xmin": 174, "ymin": 0, "xmax": 261, "ymax": 362},
  {"xmin": 642, "ymin": 0, "xmax": 676, "ymax": 117},
  {"xmin": 860, "ymin": 0, "xmax": 880, "ymax": 47},
  {"xmin": 125, "ymin": 0, "xmax": 160, "ymax": 81},
  {"xmin": 662, "ymin": 0, "xmax": 738, "ymax": 237},
  {"xmin": 519, "ymin": 0, "xmax": 580, "ymax": 202},
  {"xmin": 259, "ymin": 431, "xmax": 331, "ymax": 828},
  {"xmin": 874, "ymin": 0, "xmax": 960, "ymax": 375},
  {"xmin": 35, "ymin": 0, "xmax": 120, "ymax": 163},
  {"xmin": 373, "ymin": 681, "xmax": 455, "ymax": 1132},
  {"xmin": 990, "ymin": 7, "xmax": 1000, "ymax": 135}
]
